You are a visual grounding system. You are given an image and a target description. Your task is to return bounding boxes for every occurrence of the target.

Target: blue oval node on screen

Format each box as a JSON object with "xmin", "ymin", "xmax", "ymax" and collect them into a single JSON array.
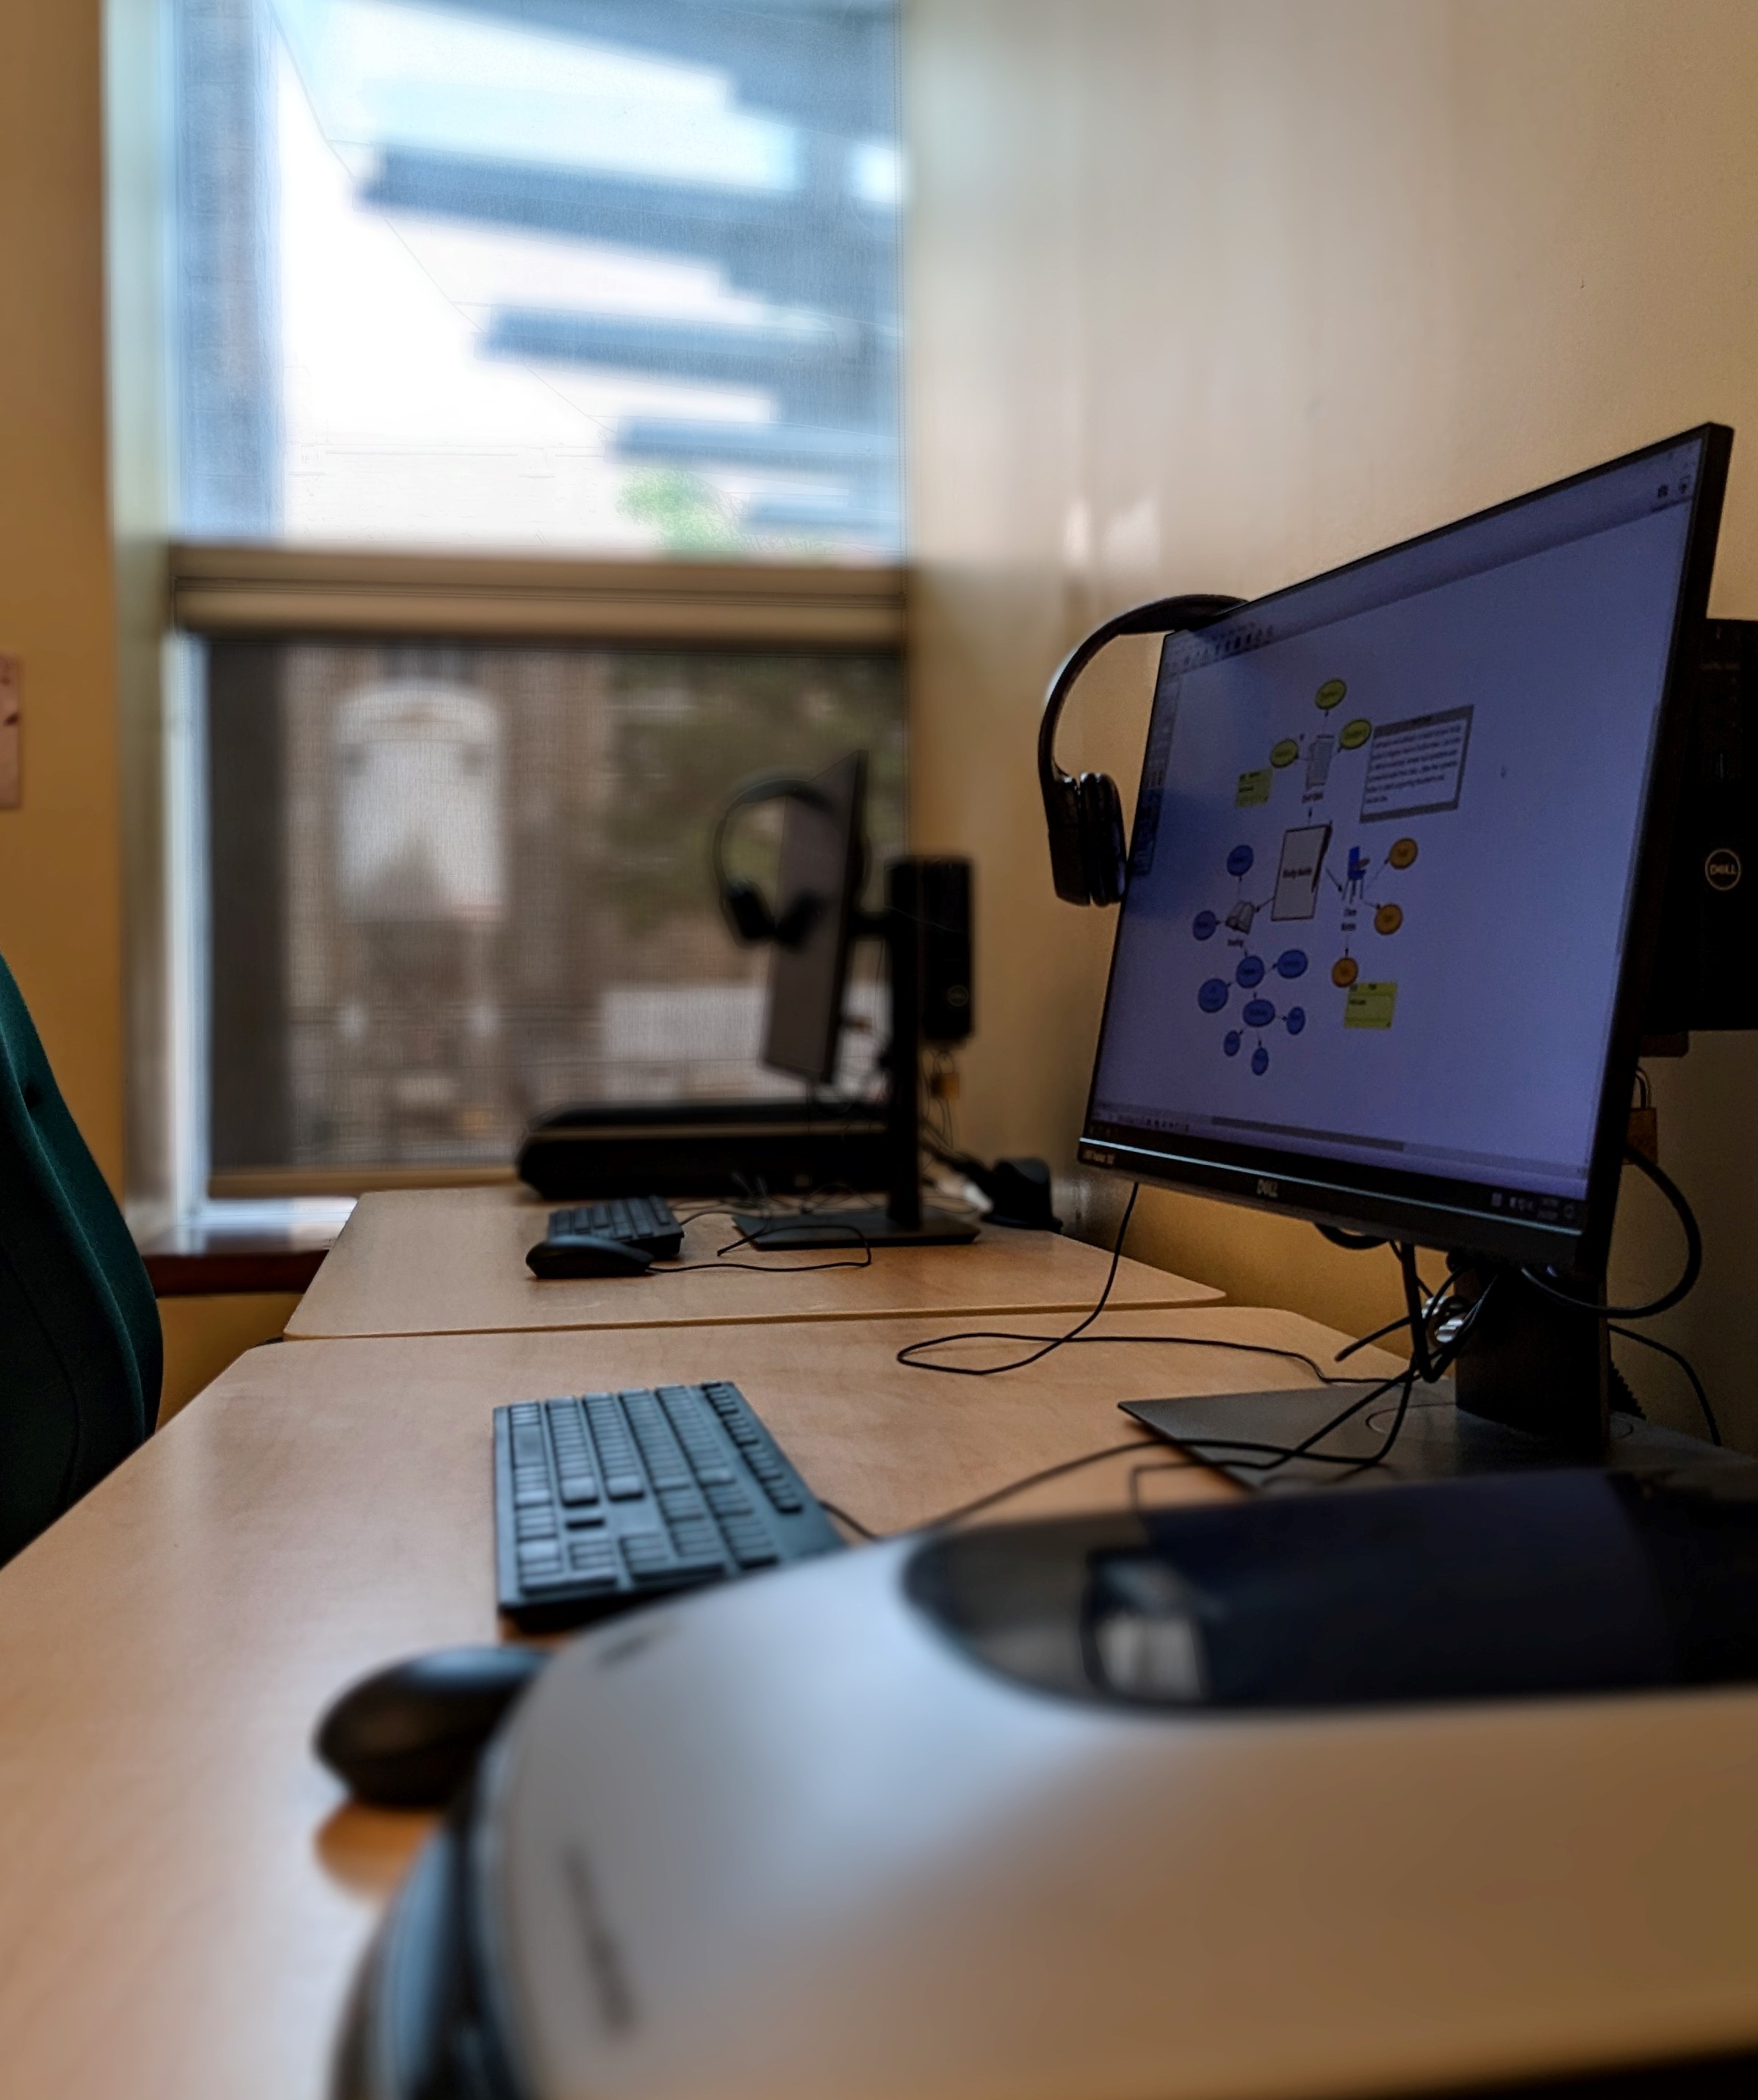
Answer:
[
  {"xmin": 1223, "ymin": 1030, "xmax": 1242, "ymax": 1057},
  {"xmin": 1226, "ymin": 844, "xmax": 1255, "ymax": 878},
  {"xmin": 1242, "ymin": 997, "xmax": 1275, "ymax": 1029},
  {"xmin": 1286, "ymin": 1006, "xmax": 1307, "ymax": 1036},
  {"xmin": 1251, "ymin": 1046, "xmax": 1270, "ymax": 1075},
  {"xmin": 1198, "ymin": 978, "xmax": 1230, "ymax": 1014},
  {"xmin": 1275, "ymin": 949, "xmax": 1308, "ymax": 979},
  {"xmin": 1236, "ymin": 955, "xmax": 1266, "ymax": 989},
  {"xmin": 1193, "ymin": 910, "xmax": 1218, "ymax": 941}
]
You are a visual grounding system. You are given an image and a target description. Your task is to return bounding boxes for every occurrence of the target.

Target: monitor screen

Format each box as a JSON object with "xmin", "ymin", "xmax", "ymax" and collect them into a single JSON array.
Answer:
[
  {"xmin": 1082, "ymin": 427, "xmax": 1729, "ymax": 1265},
  {"xmin": 762, "ymin": 751, "xmax": 867, "ymax": 1085}
]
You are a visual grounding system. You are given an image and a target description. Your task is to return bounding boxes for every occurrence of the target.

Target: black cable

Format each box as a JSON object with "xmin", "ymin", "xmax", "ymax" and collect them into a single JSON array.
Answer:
[
  {"xmin": 1611, "ymin": 1323, "xmax": 1721, "ymax": 1446},
  {"xmin": 655, "ymin": 1203, "xmax": 876, "ymax": 1275},
  {"xmin": 820, "ymin": 1441, "xmax": 1197, "ymax": 1545},
  {"xmin": 902, "ymin": 1324, "xmax": 1379, "ymax": 1390},
  {"xmin": 895, "ymin": 1183, "xmax": 1141, "ymax": 1376},
  {"xmin": 898, "ymin": 1186, "xmax": 1499, "ymax": 1479},
  {"xmin": 1171, "ymin": 1365, "xmax": 1416, "ymax": 1474},
  {"xmin": 1172, "ymin": 1264, "xmax": 1500, "ymax": 1477},
  {"xmin": 1518, "ymin": 1148, "xmax": 1701, "ymax": 1321},
  {"xmin": 1335, "ymin": 1308, "xmax": 1415, "ymax": 1361},
  {"xmin": 920, "ymin": 1439, "xmax": 1175, "ymax": 1531},
  {"xmin": 1397, "ymin": 1244, "xmax": 1439, "ymax": 1384}
]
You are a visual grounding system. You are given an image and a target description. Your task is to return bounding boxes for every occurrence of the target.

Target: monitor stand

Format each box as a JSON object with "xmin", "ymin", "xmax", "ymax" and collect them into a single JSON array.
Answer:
[
  {"xmin": 734, "ymin": 860, "xmax": 980, "ymax": 1253},
  {"xmin": 1127, "ymin": 1266, "xmax": 1748, "ymax": 1490}
]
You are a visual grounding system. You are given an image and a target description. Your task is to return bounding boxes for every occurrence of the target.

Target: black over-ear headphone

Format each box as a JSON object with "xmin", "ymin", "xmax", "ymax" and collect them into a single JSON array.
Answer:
[
  {"xmin": 1037, "ymin": 591, "xmax": 1245, "ymax": 905},
  {"xmin": 712, "ymin": 775, "xmax": 836, "ymax": 947}
]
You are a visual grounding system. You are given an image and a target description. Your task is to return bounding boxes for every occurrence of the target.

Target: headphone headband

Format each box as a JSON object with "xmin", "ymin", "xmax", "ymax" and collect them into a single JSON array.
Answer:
[
  {"xmin": 712, "ymin": 776, "xmax": 836, "ymax": 947},
  {"xmin": 1037, "ymin": 591, "xmax": 1244, "ymax": 905}
]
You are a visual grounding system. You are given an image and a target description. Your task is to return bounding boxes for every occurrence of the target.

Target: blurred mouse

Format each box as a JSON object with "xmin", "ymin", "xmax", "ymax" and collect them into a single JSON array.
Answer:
[
  {"xmin": 525, "ymin": 1233, "xmax": 655, "ymax": 1280},
  {"xmin": 316, "ymin": 1645, "xmax": 550, "ymax": 1808}
]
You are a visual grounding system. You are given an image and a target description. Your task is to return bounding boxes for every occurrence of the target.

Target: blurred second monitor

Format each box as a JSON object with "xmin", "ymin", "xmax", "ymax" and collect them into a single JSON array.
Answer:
[
  {"xmin": 517, "ymin": 751, "xmax": 975, "ymax": 1229},
  {"xmin": 760, "ymin": 751, "xmax": 870, "ymax": 1084},
  {"xmin": 736, "ymin": 750, "xmax": 981, "ymax": 1248}
]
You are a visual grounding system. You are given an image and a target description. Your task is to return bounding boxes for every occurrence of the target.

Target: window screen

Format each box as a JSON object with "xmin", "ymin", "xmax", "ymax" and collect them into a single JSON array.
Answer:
[
  {"xmin": 204, "ymin": 638, "xmax": 904, "ymax": 1178},
  {"xmin": 174, "ymin": 0, "xmax": 901, "ymax": 556}
]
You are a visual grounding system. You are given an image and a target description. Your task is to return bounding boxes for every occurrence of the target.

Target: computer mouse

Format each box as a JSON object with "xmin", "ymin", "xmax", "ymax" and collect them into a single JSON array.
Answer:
[
  {"xmin": 525, "ymin": 1233, "xmax": 655, "ymax": 1279},
  {"xmin": 315, "ymin": 1645, "xmax": 550, "ymax": 1808}
]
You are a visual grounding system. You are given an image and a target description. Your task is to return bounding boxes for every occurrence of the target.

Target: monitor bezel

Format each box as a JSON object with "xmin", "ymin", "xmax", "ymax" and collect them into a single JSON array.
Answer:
[
  {"xmin": 761, "ymin": 750, "xmax": 868, "ymax": 1086},
  {"xmin": 1078, "ymin": 424, "xmax": 1732, "ymax": 1274}
]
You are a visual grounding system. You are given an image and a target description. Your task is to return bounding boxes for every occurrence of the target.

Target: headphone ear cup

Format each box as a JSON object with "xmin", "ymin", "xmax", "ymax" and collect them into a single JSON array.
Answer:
[
  {"xmin": 772, "ymin": 891, "xmax": 824, "ymax": 950},
  {"xmin": 723, "ymin": 880, "xmax": 777, "ymax": 945},
  {"xmin": 1076, "ymin": 772, "xmax": 1128, "ymax": 906}
]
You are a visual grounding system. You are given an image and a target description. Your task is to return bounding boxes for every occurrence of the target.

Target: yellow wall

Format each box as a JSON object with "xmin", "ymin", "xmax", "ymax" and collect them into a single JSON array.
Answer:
[
  {"xmin": 0, "ymin": 0, "xmax": 125, "ymax": 1178},
  {"xmin": 907, "ymin": 0, "xmax": 1758, "ymax": 1437}
]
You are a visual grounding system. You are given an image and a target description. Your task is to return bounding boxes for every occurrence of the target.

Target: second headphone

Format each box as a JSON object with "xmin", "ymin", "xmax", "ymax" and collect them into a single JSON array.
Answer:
[
  {"xmin": 1037, "ymin": 591, "xmax": 1244, "ymax": 906},
  {"xmin": 712, "ymin": 775, "xmax": 836, "ymax": 947}
]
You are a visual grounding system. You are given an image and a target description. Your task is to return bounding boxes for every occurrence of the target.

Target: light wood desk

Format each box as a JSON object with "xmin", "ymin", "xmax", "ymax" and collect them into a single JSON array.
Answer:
[
  {"xmin": 11, "ymin": 1309, "xmax": 1758, "ymax": 2100},
  {"xmin": 0, "ymin": 1305, "xmax": 1383, "ymax": 2100},
  {"xmin": 286, "ymin": 1183, "xmax": 1220, "ymax": 1341}
]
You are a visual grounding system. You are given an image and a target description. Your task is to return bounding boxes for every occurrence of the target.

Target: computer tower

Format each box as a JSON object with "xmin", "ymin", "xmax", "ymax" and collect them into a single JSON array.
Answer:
[
  {"xmin": 893, "ymin": 856, "xmax": 973, "ymax": 1045},
  {"xmin": 1644, "ymin": 616, "xmax": 1758, "ymax": 1039}
]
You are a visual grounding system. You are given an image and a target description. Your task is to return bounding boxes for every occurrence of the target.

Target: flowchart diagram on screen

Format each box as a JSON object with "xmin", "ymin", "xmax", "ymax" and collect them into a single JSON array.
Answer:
[{"xmin": 1190, "ymin": 678, "xmax": 1473, "ymax": 1076}]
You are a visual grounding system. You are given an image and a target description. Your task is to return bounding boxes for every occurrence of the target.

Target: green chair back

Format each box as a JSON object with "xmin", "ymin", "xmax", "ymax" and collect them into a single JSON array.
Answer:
[{"xmin": 0, "ymin": 954, "xmax": 160, "ymax": 1562}]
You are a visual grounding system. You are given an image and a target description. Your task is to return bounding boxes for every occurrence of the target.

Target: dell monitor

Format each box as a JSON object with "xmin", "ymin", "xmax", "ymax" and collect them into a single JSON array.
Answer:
[
  {"xmin": 1081, "ymin": 425, "xmax": 1732, "ymax": 1479},
  {"xmin": 760, "ymin": 751, "xmax": 868, "ymax": 1087},
  {"xmin": 738, "ymin": 753, "xmax": 979, "ymax": 1249}
]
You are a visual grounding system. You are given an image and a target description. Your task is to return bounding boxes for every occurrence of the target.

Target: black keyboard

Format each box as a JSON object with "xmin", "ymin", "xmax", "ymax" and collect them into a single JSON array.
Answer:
[
  {"xmin": 494, "ymin": 1382, "xmax": 845, "ymax": 1628},
  {"xmin": 546, "ymin": 1194, "xmax": 684, "ymax": 1259}
]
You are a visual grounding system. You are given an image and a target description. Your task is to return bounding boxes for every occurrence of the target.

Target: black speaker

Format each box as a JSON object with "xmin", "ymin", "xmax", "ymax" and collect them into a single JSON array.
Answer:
[
  {"xmin": 1644, "ymin": 617, "xmax": 1758, "ymax": 1039},
  {"xmin": 910, "ymin": 858, "xmax": 973, "ymax": 1044}
]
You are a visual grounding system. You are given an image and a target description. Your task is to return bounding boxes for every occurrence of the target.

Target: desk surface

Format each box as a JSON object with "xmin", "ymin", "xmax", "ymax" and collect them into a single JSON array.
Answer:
[
  {"xmin": 0, "ymin": 1305, "xmax": 1380, "ymax": 2100},
  {"xmin": 10, "ymin": 1311, "xmax": 1758, "ymax": 2100},
  {"xmin": 285, "ymin": 1185, "xmax": 1220, "ymax": 1341}
]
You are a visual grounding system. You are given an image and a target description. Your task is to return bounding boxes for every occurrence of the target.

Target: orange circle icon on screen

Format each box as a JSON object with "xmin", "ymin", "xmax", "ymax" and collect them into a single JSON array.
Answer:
[
  {"xmin": 1332, "ymin": 956, "xmax": 1359, "ymax": 987},
  {"xmin": 1388, "ymin": 837, "xmax": 1419, "ymax": 870},
  {"xmin": 1375, "ymin": 903, "xmax": 1404, "ymax": 935}
]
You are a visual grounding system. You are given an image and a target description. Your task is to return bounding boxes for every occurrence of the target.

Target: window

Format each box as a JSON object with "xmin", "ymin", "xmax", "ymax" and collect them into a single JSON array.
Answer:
[
  {"xmin": 175, "ymin": 0, "xmax": 903, "ymax": 556},
  {"xmin": 203, "ymin": 626, "xmax": 904, "ymax": 1188},
  {"xmin": 167, "ymin": 1, "xmax": 908, "ymax": 1199}
]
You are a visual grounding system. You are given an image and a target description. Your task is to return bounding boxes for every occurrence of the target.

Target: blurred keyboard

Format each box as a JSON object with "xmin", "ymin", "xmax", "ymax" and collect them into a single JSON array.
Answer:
[
  {"xmin": 494, "ymin": 1381, "xmax": 844, "ymax": 1628},
  {"xmin": 544, "ymin": 1194, "xmax": 683, "ymax": 1260}
]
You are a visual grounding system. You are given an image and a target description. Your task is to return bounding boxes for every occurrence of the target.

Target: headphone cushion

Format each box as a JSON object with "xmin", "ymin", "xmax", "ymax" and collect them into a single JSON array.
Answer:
[
  {"xmin": 1076, "ymin": 772, "xmax": 1128, "ymax": 906},
  {"xmin": 723, "ymin": 881, "xmax": 777, "ymax": 944}
]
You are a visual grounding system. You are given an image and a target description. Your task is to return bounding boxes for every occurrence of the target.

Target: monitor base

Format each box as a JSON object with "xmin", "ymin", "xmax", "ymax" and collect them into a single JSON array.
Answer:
[
  {"xmin": 1125, "ymin": 1384, "xmax": 1751, "ymax": 1493},
  {"xmin": 734, "ymin": 1204, "xmax": 981, "ymax": 1251}
]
